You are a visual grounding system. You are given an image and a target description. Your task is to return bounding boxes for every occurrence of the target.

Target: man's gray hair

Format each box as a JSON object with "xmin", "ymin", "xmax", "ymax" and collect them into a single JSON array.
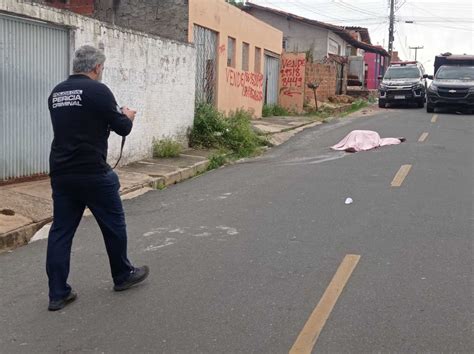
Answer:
[{"xmin": 72, "ymin": 45, "xmax": 106, "ymax": 73}]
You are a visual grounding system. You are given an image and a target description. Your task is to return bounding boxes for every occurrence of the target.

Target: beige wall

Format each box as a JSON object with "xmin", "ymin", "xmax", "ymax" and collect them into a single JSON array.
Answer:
[
  {"xmin": 189, "ymin": 0, "xmax": 282, "ymax": 117},
  {"xmin": 279, "ymin": 53, "xmax": 306, "ymax": 113}
]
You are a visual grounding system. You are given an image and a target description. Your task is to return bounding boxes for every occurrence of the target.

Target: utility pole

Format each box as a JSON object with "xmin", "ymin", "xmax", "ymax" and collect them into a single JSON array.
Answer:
[
  {"xmin": 409, "ymin": 46, "xmax": 424, "ymax": 61},
  {"xmin": 388, "ymin": 0, "xmax": 395, "ymax": 63}
]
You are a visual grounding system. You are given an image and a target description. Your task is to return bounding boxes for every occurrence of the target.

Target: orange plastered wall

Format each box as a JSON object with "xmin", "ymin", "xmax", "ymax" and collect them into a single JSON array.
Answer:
[{"xmin": 188, "ymin": 0, "xmax": 282, "ymax": 117}]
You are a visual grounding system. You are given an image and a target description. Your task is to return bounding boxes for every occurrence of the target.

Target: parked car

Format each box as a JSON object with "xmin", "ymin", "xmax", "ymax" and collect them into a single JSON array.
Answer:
[
  {"xmin": 425, "ymin": 54, "xmax": 474, "ymax": 113},
  {"xmin": 378, "ymin": 61, "xmax": 427, "ymax": 108}
]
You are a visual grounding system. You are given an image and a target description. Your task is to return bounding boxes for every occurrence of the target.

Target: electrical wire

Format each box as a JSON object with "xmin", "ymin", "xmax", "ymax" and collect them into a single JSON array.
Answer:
[
  {"xmin": 262, "ymin": 0, "xmax": 387, "ymax": 24},
  {"xmin": 395, "ymin": 29, "xmax": 409, "ymax": 59},
  {"xmin": 331, "ymin": 0, "xmax": 382, "ymax": 17}
]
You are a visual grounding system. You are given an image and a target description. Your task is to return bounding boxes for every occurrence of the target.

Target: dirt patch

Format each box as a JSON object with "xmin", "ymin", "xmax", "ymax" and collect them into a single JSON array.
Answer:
[
  {"xmin": 328, "ymin": 95, "xmax": 356, "ymax": 104},
  {"xmin": 0, "ymin": 209, "xmax": 15, "ymax": 216}
]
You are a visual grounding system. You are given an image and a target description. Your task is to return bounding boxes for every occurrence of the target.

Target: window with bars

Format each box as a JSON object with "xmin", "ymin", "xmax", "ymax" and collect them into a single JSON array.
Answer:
[
  {"xmin": 227, "ymin": 37, "xmax": 236, "ymax": 67},
  {"xmin": 254, "ymin": 47, "xmax": 261, "ymax": 73},
  {"xmin": 242, "ymin": 42, "xmax": 249, "ymax": 71},
  {"xmin": 329, "ymin": 38, "xmax": 341, "ymax": 55}
]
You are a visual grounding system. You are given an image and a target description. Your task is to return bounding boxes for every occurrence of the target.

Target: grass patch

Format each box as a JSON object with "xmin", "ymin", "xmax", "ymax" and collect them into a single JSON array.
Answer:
[
  {"xmin": 153, "ymin": 138, "xmax": 182, "ymax": 158},
  {"xmin": 207, "ymin": 152, "xmax": 228, "ymax": 170},
  {"xmin": 341, "ymin": 99, "xmax": 369, "ymax": 117},
  {"xmin": 262, "ymin": 104, "xmax": 290, "ymax": 117},
  {"xmin": 190, "ymin": 103, "xmax": 267, "ymax": 169},
  {"xmin": 303, "ymin": 98, "xmax": 370, "ymax": 122},
  {"xmin": 189, "ymin": 103, "xmax": 227, "ymax": 148},
  {"xmin": 303, "ymin": 106, "xmax": 334, "ymax": 121}
]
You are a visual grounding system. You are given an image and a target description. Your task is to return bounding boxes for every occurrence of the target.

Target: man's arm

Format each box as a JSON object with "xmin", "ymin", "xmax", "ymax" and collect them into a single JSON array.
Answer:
[{"xmin": 95, "ymin": 84, "xmax": 134, "ymax": 136}]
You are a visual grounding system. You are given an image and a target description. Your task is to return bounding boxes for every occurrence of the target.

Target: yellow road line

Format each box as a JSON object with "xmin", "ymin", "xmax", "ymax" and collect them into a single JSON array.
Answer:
[
  {"xmin": 289, "ymin": 254, "xmax": 361, "ymax": 354},
  {"xmin": 391, "ymin": 164, "xmax": 412, "ymax": 187},
  {"xmin": 418, "ymin": 132, "xmax": 429, "ymax": 142},
  {"xmin": 431, "ymin": 114, "xmax": 438, "ymax": 123}
]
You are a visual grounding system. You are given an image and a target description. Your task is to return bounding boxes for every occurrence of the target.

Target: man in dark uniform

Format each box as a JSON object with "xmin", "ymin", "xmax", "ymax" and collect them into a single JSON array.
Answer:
[{"xmin": 46, "ymin": 45, "xmax": 149, "ymax": 311}]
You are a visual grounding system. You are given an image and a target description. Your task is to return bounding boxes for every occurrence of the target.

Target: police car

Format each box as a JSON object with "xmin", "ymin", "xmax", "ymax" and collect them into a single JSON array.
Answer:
[
  {"xmin": 425, "ymin": 54, "xmax": 474, "ymax": 113},
  {"xmin": 378, "ymin": 61, "xmax": 427, "ymax": 108}
]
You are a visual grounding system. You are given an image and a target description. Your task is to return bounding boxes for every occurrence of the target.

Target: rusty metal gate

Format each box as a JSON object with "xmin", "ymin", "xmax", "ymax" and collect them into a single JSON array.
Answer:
[
  {"xmin": 193, "ymin": 25, "xmax": 217, "ymax": 105},
  {"xmin": 263, "ymin": 52, "xmax": 280, "ymax": 105},
  {"xmin": 0, "ymin": 14, "xmax": 69, "ymax": 181}
]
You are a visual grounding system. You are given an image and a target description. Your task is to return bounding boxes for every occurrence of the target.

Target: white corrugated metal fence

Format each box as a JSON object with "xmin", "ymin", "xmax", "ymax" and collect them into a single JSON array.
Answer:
[{"xmin": 0, "ymin": 14, "xmax": 69, "ymax": 180}]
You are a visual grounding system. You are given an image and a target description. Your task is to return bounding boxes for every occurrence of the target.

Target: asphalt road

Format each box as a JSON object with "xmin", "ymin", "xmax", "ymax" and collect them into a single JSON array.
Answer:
[{"xmin": 1, "ymin": 106, "xmax": 472, "ymax": 353}]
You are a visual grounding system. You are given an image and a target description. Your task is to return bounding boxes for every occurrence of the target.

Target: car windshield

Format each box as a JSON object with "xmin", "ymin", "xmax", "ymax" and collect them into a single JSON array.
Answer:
[
  {"xmin": 436, "ymin": 66, "xmax": 474, "ymax": 80},
  {"xmin": 384, "ymin": 67, "xmax": 420, "ymax": 79}
]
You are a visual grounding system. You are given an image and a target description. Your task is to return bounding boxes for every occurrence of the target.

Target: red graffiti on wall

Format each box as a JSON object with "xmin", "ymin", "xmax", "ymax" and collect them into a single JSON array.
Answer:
[
  {"xmin": 218, "ymin": 44, "xmax": 226, "ymax": 56},
  {"xmin": 225, "ymin": 68, "xmax": 264, "ymax": 102},
  {"xmin": 283, "ymin": 91, "xmax": 302, "ymax": 97},
  {"xmin": 280, "ymin": 58, "xmax": 305, "ymax": 89}
]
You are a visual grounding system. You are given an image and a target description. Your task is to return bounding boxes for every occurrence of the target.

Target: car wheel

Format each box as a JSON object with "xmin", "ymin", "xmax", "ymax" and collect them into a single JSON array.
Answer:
[
  {"xmin": 417, "ymin": 99, "xmax": 424, "ymax": 108},
  {"xmin": 426, "ymin": 104, "xmax": 434, "ymax": 113},
  {"xmin": 378, "ymin": 99, "xmax": 386, "ymax": 108}
]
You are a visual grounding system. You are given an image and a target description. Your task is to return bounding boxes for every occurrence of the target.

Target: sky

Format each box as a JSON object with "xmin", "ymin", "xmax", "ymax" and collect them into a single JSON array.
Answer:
[{"xmin": 249, "ymin": 0, "xmax": 474, "ymax": 74}]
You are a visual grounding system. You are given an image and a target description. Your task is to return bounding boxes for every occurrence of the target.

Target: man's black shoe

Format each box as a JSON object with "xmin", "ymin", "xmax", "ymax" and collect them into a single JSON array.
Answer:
[
  {"xmin": 48, "ymin": 291, "xmax": 77, "ymax": 311},
  {"xmin": 114, "ymin": 266, "xmax": 149, "ymax": 292}
]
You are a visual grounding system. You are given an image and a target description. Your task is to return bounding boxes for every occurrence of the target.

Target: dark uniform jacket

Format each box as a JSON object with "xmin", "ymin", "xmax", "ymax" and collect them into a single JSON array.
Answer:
[{"xmin": 48, "ymin": 74, "xmax": 132, "ymax": 176}]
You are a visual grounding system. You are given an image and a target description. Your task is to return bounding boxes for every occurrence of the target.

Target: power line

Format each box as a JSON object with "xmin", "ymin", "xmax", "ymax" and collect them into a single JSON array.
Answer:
[
  {"xmin": 396, "ymin": 31, "xmax": 409, "ymax": 59},
  {"xmin": 410, "ymin": 22, "xmax": 474, "ymax": 32},
  {"xmin": 396, "ymin": 24, "xmax": 410, "ymax": 59},
  {"xmin": 262, "ymin": 0, "xmax": 387, "ymax": 24},
  {"xmin": 331, "ymin": 0, "xmax": 381, "ymax": 17},
  {"xmin": 291, "ymin": 0, "xmax": 366, "ymax": 21},
  {"xmin": 396, "ymin": 0, "xmax": 408, "ymax": 11}
]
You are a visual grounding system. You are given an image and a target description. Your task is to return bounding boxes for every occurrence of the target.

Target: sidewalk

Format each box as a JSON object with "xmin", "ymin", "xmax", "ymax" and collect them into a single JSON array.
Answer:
[
  {"xmin": 253, "ymin": 116, "xmax": 323, "ymax": 146},
  {"xmin": 0, "ymin": 150, "xmax": 211, "ymax": 251},
  {"xmin": 0, "ymin": 108, "xmax": 368, "ymax": 252}
]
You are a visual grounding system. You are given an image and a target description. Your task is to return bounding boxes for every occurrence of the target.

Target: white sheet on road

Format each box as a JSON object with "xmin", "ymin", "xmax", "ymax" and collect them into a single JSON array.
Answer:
[{"xmin": 331, "ymin": 130, "xmax": 404, "ymax": 152}]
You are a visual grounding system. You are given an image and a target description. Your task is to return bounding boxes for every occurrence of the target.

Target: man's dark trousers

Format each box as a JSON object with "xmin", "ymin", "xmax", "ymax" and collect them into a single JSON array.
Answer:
[{"xmin": 46, "ymin": 170, "xmax": 134, "ymax": 301}]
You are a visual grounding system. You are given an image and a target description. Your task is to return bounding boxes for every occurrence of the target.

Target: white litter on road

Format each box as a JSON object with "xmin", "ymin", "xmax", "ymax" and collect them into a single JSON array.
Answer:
[
  {"xmin": 216, "ymin": 225, "xmax": 239, "ymax": 235},
  {"xmin": 192, "ymin": 232, "xmax": 211, "ymax": 237},
  {"xmin": 345, "ymin": 198, "xmax": 353, "ymax": 205},
  {"xmin": 29, "ymin": 223, "xmax": 52, "ymax": 243},
  {"xmin": 144, "ymin": 238, "xmax": 177, "ymax": 252}
]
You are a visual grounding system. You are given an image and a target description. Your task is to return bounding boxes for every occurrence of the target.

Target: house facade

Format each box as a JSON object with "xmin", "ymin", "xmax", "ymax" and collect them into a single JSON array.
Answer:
[
  {"xmin": 244, "ymin": 3, "xmax": 389, "ymax": 89},
  {"xmin": 244, "ymin": 3, "xmax": 350, "ymax": 61},
  {"xmin": 188, "ymin": 0, "xmax": 282, "ymax": 116},
  {"xmin": 365, "ymin": 49, "xmax": 388, "ymax": 90},
  {"xmin": 59, "ymin": 0, "xmax": 282, "ymax": 117}
]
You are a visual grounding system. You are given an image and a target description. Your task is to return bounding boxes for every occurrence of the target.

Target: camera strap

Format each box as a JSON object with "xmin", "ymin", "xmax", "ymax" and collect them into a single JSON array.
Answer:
[{"xmin": 112, "ymin": 136, "xmax": 126, "ymax": 169}]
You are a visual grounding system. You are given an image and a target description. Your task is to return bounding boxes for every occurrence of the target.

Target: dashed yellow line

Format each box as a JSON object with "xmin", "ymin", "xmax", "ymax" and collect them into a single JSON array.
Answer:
[
  {"xmin": 431, "ymin": 114, "xmax": 438, "ymax": 123},
  {"xmin": 391, "ymin": 164, "xmax": 412, "ymax": 187},
  {"xmin": 418, "ymin": 132, "xmax": 429, "ymax": 142},
  {"xmin": 289, "ymin": 255, "xmax": 361, "ymax": 354}
]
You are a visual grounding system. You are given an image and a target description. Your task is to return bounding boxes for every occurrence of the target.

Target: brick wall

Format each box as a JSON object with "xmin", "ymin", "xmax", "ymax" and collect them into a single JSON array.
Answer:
[
  {"xmin": 31, "ymin": 0, "xmax": 189, "ymax": 42},
  {"xmin": 93, "ymin": 0, "xmax": 189, "ymax": 43},
  {"xmin": 304, "ymin": 63, "xmax": 337, "ymax": 104},
  {"xmin": 32, "ymin": 0, "xmax": 94, "ymax": 15}
]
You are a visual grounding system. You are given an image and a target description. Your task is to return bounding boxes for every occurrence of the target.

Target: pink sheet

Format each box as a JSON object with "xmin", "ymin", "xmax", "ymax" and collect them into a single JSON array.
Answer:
[{"xmin": 331, "ymin": 130, "xmax": 404, "ymax": 152}]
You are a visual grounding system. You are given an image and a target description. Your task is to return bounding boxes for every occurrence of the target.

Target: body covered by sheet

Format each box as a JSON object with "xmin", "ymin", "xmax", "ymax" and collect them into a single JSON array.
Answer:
[{"xmin": 331, "ymin": 130, "xmax": 404, "ymax": 152}]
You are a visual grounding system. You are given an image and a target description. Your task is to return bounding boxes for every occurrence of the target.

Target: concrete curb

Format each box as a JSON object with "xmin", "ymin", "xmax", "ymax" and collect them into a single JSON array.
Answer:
[
  {"xmin": 0, "ymin": 218, "xmax": 52, "ymax": 251},
  {"xmin": 268, "ymin": 121, "xmax": 323, "ymax": 146},
  {"xmin": 1, "ymin": 108, "xmax": 353, "ymax": 253},
  {"xmin": 0, "ymin": 159, "xmax": 210, "ymax": 253}
]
